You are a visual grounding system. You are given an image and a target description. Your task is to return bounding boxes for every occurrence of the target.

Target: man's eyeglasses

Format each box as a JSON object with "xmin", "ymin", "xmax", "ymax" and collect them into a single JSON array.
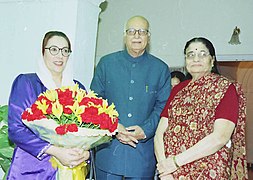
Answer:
[
  {"xmin": 45, "ymin": 46, "xmax": 72, "ymax": 57},
  {"xmin": 126, "ymin": 28, "xmax": 149, "ymax": 36},
  {"xmin": 185, "ymin": 51, "xmax": 210, "ymax": 60}
]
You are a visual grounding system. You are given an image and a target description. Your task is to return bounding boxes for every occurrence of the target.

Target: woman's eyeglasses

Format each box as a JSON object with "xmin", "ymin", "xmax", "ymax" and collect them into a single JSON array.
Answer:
[
  {"xmin": 185, "ymin": 51, "xmax": 210, "ymax": 60},
  {"xmin": 45, "ymin": 46, "xmax": 72, "ymax": 57}
]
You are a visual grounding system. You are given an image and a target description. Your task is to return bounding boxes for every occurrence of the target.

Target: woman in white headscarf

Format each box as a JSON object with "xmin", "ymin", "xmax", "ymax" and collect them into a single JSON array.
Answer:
[{"xmin": 7, "ymin": 31, "xmax": 89, "ymax": 179}]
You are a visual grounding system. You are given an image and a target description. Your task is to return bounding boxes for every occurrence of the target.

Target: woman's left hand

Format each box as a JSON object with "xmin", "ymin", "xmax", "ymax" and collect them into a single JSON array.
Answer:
[
  {"xmin": 160, "ymin": 174, "xmax": 175, "ymax": 180},
  {"xmin": 157, "ymin": 157, "xmax": 178, "ymax": 177}
]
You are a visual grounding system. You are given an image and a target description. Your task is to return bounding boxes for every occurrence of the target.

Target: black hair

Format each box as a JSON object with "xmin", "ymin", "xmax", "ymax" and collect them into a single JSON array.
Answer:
[
  {"xmin": 171, "ymin": 71, "xmax": 186, "ymax": 82},
  {"xmin": 184, "ymin": 37, "xmax": 220, "ymax": 79},
  {"xmin": 42, "ymin": 31, "xmax": 71, "ymax": 55}
]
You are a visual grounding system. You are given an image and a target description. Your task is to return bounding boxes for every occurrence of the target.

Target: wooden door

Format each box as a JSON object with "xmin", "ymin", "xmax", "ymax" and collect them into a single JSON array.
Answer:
[{"xmin": 218, "ymin": 61, "xmax": 253, "ymax": 164}]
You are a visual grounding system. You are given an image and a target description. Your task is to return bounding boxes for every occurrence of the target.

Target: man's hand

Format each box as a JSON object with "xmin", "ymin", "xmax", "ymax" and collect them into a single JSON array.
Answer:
[
  {"xmin": 125, "ymin": 125, "xmax": 146, "ymax": 140},
  {"xmin": 116, "ymin": 124, "xmax": 146, "ymax": 148}
]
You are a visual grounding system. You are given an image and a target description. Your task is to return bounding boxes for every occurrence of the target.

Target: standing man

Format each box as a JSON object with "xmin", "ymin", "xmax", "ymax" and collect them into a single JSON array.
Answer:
[{"xmin": 90, "ymin": 15, "xmax": 171, "ymax": 179}]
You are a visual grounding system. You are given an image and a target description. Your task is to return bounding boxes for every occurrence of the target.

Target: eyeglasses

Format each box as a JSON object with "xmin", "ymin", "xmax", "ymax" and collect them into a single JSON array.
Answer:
[
  {"xmin": 185, "ymin": 51, "xmax": 210, "ymax": 60},
  {"xmin": 125, "ymin": 28, "xmax": 149, "ymax": 36},
  {"xmin": 45, "ymin": 46, "xmax": 72, "ymax": 57}
]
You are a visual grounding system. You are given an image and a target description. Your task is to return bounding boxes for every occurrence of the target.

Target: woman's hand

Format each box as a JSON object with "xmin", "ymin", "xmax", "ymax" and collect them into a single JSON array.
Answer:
[
  {"xmin": 160, "ymin": 174, "xmax": 175, "ymax": 180},
  {"xmin": 154, "ymin": 117, "xmax": 168, "ymax": 162},
  {"xmin": 157, "ymin": 157, "xmax": 178, "ymax": 178},
  {"xmin": 46, "ymin": 146, "xmax": 90, "ymax": 168}
]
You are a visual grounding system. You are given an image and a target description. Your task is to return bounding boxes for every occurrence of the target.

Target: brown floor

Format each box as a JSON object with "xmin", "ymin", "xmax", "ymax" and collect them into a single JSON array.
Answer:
[{"xmin": 248, "ymin": 164, "xmax": 253, "ymax": 180}]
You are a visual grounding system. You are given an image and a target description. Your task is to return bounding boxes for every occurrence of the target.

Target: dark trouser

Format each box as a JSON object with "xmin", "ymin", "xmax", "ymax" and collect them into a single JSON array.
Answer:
[{"xmin": 96, "ymin": 168, "xmax": 153, "ymax": 180}]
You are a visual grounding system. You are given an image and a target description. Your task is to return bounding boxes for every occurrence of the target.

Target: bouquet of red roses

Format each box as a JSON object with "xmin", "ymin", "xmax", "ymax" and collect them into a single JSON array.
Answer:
[{"xmin": 21, "ymin": 83, "xmax": 118, "ymax": 179}]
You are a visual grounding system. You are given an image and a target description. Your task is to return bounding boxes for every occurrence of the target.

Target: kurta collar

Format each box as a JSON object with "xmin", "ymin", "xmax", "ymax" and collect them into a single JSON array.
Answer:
[{"xmin": 123, "ymin": 49, "xmax": 148, "ymax": 63}]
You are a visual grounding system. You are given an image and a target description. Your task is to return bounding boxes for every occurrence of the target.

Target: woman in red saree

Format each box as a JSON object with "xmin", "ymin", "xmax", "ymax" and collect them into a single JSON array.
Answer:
[{"xmin": 154, "ymin": 37, "xmax": 248, "ymax": 180}]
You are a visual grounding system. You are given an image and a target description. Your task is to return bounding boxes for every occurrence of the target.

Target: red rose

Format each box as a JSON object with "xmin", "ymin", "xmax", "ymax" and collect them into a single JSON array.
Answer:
[
  {"xmin": 58, "ymin": 89, "xmax": 74, "ymax": 106},
  {"xmin": 108, "ymin": 117, "xmax": 118, "ymax": 132},
  {"xmin": 63, "ymin": 107, "xmax": 73, "ymax": 114},
  {"xmin": 67, "ymin": 124, "xmax": 78, "ymax": 132},
  {"xmin": 81, "ymin": 106, "xmax": 100, "ymax": 124},
  {"xmin": 46, "ymin": 104, "xmax": 52, "ymax": 114},
  {"xmin": 90, "ymin": 97, "xmax": 103, "ymax": 106},
  {"xmin": 22, "ymin": 85, "xmax": 119, "ymax": 135},
  {"xmin": 79, "ymin": 97, "xmax": 92, "ymax": 106},
  {"xmin": 21, "ymin": 110, "xmax": 30, "ymax": 120},
  {"xmin": 31, "ymin": 104, "xmax": 38, "ymax": 112},
  {"xmin": 55, "ymin": 124, "xmax": 68, "ymax": 135},
  {"xmin": 98, "ymin": 113, "xmax": 110, "ymax": 129},
  {"xmin": 37, "ymin": 95, "xmax": 49, "ymax": 102}
]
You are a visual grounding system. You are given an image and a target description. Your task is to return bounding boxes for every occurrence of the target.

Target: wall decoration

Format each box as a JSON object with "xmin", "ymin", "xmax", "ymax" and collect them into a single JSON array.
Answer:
[{"xmin": 228, "ymin": 26, "xmax": 241, "ymax": 45}]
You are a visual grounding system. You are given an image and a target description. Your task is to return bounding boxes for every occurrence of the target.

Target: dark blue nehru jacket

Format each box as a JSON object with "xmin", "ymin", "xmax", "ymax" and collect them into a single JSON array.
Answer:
[{"xmin": 90, "ymin": 50, "xmax": 171, "ymax": 177}]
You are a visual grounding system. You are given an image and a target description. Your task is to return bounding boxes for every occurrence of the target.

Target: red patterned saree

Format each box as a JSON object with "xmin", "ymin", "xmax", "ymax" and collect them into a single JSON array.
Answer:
[{"xmin": 163, "ymin": 73, "xmax": 248, "ymax": 179}]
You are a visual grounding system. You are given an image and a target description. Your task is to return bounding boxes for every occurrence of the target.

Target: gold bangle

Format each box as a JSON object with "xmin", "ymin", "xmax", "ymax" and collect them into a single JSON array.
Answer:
[{"xmin": 172, "ymin": 156, "xmax": 180, "ymax": 168}]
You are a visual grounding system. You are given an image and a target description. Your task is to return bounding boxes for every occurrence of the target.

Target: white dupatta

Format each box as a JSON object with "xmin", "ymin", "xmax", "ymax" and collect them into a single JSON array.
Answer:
[{"xmin": 35, "ymin": 56, "xmax": 75, "ymax": 89}]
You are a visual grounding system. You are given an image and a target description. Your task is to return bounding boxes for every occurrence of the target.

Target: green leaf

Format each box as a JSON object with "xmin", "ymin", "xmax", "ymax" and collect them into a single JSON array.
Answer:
[
  {"xmin": 0, "ymin": 126, "xmax": 14, "ymax": 149},
  {"xmin": 0, "ymin": 158, "xmax": 12, "ymax": 173},
  {"xmin": 0, "ymin": 135, "xmax": 12, "ymax": 148},
  {"xmin": 0, "ymin": 125, "xmax": 8, "ymax": 135},
  {"xmin": 0, "ymin": 105, "xmax": 14, "ymax": 179},
  {"xmin": 0, "ymin": 146, "xmax": 14, "ymax": 159},
  {"xmin": 0, "ymin": 105, "xmax": 8, "ymax": 124}
]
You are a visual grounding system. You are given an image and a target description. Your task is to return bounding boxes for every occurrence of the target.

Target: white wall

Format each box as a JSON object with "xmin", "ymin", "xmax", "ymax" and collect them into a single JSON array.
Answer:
[
  {"xmin": 96, "ymin": 0, "xmax": 253, "ymax": 67},
  {"xmin": 0, "ymin": 0, "xmax": 104, "ymax": 105},
  {"xmin": 0, "ymin": 0, "xmax": 104, "ymax": 177}
]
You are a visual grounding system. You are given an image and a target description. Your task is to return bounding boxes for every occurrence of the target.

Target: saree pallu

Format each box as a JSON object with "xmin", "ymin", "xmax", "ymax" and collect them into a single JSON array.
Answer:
[{"xmin": 164, "ymin": 73, "xmax": 248, "ymax": 179}]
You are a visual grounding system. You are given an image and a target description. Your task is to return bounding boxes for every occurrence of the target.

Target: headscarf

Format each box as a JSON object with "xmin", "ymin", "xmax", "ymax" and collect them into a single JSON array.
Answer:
[{"xmin": 35, "ymin": 55, "xmax": 74, "ymax": 89}]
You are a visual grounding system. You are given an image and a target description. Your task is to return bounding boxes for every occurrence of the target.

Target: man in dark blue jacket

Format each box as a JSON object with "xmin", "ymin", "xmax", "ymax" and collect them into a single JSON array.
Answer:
[{"xmin": 90, "ymin": 15, "xmax": 171, "ymax": 179}]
